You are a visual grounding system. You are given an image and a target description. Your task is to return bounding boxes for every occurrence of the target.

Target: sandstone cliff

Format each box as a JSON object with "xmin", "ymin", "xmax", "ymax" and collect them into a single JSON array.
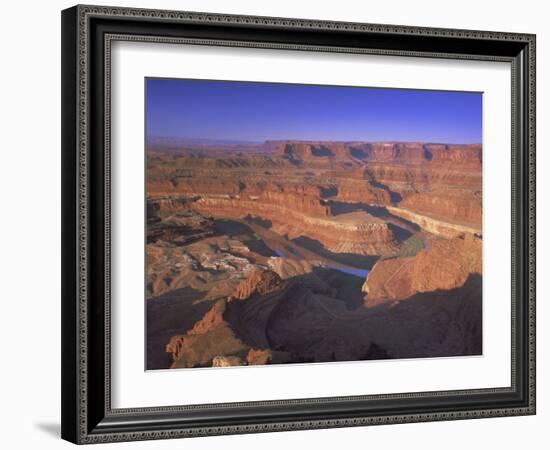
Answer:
[
  {"xmin": 166, "ymin": 270, "xmax": 290, "ymax": 368},
  {"xmin": 386, "ymin": 206, "xmax": 481, "ymax": 238},
  {"xmin": 192, "ymin": 197, "xmax": 397, "ymax": 255},
  {"xmin": 399, "ymin": 189, "xmax": 482, "ymax": 226},
  {"xmin": 362, "ymin": 234, "xmax": 482, "ymax": 306},
  {"xmin": 165, "ymin": 299, "xmax": 250, "ymax": 369},
  {"xmin": 231, "ymin": 269, "xmax": 283, "ymax": 301},
  {"xmin": 277, "ymin": 141, "xmax": 481, "ymax": 167}
]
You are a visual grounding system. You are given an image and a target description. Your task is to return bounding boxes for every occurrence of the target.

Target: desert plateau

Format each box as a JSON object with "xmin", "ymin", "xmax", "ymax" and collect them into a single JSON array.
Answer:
[{"xmin": 146, "ymin": 138, "xmax": 483, "ymax": 370}]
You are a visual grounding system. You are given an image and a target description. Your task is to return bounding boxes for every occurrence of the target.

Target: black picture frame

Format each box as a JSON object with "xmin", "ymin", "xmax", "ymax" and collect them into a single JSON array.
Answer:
[{"xmin": 61, "ymin": 4, "xmax": 536, "ymax": 444}]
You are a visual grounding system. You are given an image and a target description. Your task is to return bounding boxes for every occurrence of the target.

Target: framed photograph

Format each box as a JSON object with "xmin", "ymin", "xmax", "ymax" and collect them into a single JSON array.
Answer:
[{"xmin": 61, "ymin": 5, "xmax": 536, "ymax": 444}]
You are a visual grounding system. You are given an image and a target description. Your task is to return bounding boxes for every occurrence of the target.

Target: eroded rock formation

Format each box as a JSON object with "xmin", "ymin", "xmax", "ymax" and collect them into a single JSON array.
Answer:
[
  {"xmin": 386, "ymin": 206, "xmax": 481, "ymax": 238},
  {"xmin": 399, "ymin": 189, "xmax": 482, "ymax": 226},
  {"xmin": 362, "ymin": 234, "xmax": 482, "ymax": 306},
  {"xmin": 231, "ymin": 269, "xmax": 283, "ymax": 301},
  {"xmin": 190, "ymin": 197, "xmax": 398, "ymax": 256},
  {"xmin": 165, "ymin": 300, "xmax": 250, "ymax": 369}
]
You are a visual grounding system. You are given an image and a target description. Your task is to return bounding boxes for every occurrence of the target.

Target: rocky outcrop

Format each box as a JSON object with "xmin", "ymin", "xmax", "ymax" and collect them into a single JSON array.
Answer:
[
  {"xmin": 278, "ymin": 142, "xmax": 356, "ymax": 161},
  {"xmin": 187, "ymin": 300, "xmax": 227, "ymax": 335},
  {"xmin": 277, "ymin": 141, "xmax": 481, "ymax": 167},
  {"xmin": 146, "ymin": 207, "xmax": 217, "ymax": 245},
  {"xmin": 331, "ymin": 178, "xmax": 392, "ymax": 204},
  {"xmin": 274, "ymin": 212, "xmax": 398, "ymax": 255},
  {"xmin": 246, "ymin": 349, "xmax": 272, "ymax": 365},
  {"xmin": 364, "ymin": 162, "xmax": 482, "ymax": 196},
  {"xmin": 147, "ymin": 177, "xmax": 243, "ymax": 198},
  {"xmin": 429, "ymin": 144, "xmax": 481, "ymax": 169},
  {"xmin": 192, "ymin": 198, "xmax": 397, "ymax": 255},
  {"xmin": 165, "ymin": 269, "xmax": 286, "ymax": 368},
  {"xmin": 146, "ymin": 233, "xmax": 257, "ymax": 300},
  {"xmin": 362, "ymin": 234, "xmax": 482, "ymax": 306},
  {"xmin": 147, "ymin": 197, "xmax": 196, "ymax": 214},
  {"xmin": 191, "ymin": 184, "xmax": 331, "ymax": 218},
  {"xmin": 166, "ymin": 300, "xmax": 250, "ymax": 368},
  {"xmin": 387, "ymin": 206, "xmax": 480, "ymax": 238},
  {"xmin": 231, "ymin": 269, "xmax": 282, "ymax": 301},
  {"xmin": 267, "ymin": 258, "xmax": 315, "ymax": 280},
  {"xmin": 212, "ymin": 355, "xmax": 244, "ymax": 367},
  {"xmin": 399, "ymin": 190, "xmax": 482, "ymax": 226}
]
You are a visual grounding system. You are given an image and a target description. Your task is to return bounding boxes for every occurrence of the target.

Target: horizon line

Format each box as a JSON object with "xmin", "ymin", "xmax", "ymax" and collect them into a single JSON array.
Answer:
[{"xmin": 147, "ymin": 135, "xmax": 483, "ymax": 146}]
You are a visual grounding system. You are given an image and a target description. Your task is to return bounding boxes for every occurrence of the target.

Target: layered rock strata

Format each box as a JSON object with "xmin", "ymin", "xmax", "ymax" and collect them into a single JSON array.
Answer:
[
  {"xmin": 277, "ymin": 142, "xmax": 481, "ymax": 167},
  {"xmin": 399, "ymin": 190, "xmax": 482, "ymax": 226},
  {"xmin": 193, "ymin": 196, "xmax": 398, "ymax": 255},
  {"xmin": 387, "ymin": 206, "xmax": 481, "ymax": 238},
  {"xmin": 362, "ymin": 234, "xmax": 482, "ymax": 306}
]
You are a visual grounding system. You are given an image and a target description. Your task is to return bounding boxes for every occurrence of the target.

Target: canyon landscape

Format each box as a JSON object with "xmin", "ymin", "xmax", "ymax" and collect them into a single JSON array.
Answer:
[{"xmin": 145, "ymin": 79, "xmax": 483, "ymax": 370}]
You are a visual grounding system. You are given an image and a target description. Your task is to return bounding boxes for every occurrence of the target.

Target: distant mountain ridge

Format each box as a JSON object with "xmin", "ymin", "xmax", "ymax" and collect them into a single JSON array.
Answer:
[
  {"xmin": 148, "ymin": 137, "xmax": 481, "ymax": 159},
  {"xmin": 276, "ymin": 141, "xmax": 481, "ymax": 167}
]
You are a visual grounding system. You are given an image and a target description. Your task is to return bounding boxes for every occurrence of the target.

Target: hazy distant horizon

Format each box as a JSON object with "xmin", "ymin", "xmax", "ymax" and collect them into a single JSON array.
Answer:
[
  {"xmin": 147, "ymin": 135, "xmax": 482, "ymax": 147},
  {"xmin": 146, "ymin": 78, "xmax": 483, "ymax": 144}
]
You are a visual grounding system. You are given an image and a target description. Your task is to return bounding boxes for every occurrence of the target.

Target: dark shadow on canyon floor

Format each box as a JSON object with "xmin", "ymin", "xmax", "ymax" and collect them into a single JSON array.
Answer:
[
  {"xmin": 152, "ymin": 269, "xmax": 482, "ymax": 370},
  {"xmin": 244, "ymin": 214, "xmax": 273, "ymax": 229},
  {"xmin": 311, "ymin": 266, "xmax": 365, "ymax": 310},
  {"xmin": 214, "ymin": 218, "xmax": 255, "ymax": 237},
  {"xmin": 147, "ymin": 286, "xmax": 212, "ymax": 370}
]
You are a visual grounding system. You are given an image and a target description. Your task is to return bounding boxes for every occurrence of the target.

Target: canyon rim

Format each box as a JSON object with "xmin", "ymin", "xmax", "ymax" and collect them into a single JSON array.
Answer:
[{"xmin": 145, "ymin": 78, "xmax": 483, "ymax": 370}]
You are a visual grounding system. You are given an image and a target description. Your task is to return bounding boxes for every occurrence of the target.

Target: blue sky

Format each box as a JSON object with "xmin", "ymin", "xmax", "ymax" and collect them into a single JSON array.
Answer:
[{"xmin": 146, "ymin": 78, "xmax": 482, "ymax": 144}]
